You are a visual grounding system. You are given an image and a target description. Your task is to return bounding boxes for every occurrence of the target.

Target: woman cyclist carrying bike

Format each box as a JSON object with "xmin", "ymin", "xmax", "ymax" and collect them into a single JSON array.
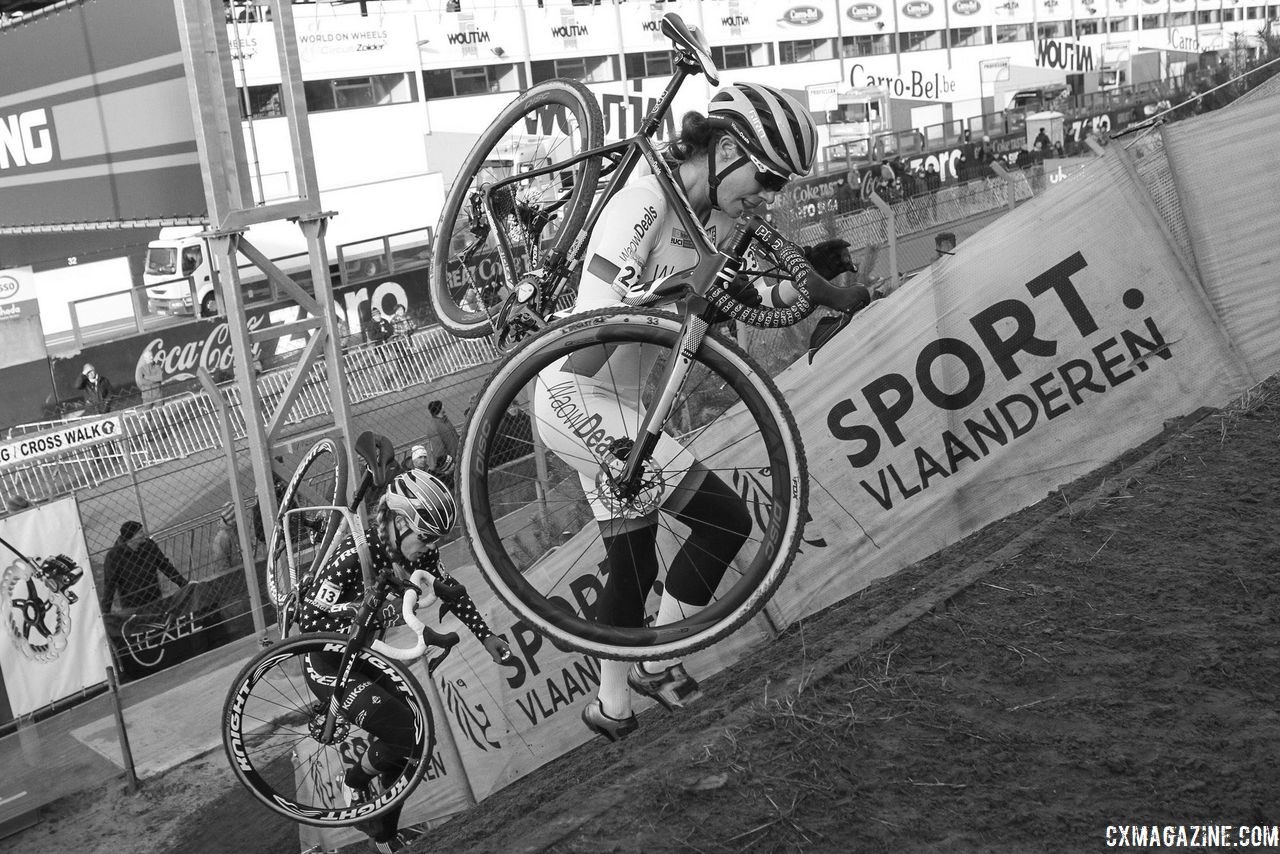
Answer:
[
  {"xmin": 533, "ymin": 82, "xmax": 867, "ymax": 742},
  {"xmin": 296, "ymin": 469, "xmax": 511, "ymax": 853}
]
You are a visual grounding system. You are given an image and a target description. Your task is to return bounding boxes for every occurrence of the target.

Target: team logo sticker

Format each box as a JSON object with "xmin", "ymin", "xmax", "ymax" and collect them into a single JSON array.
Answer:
[{"xmin": 3, "ymin": 556, "xmax": 81, "ymax": 663}]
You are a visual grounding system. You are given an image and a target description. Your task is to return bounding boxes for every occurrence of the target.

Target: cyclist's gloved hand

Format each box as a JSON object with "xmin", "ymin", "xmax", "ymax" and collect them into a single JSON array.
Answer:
[
  {"xmin": 724, "ymin": 274, "xmax": 762, "ymax": 307},
  {"xmin": 708, "ymin": 274, "xmax": 761, "ymax": 324},
  {"xmin": 804, "ymin": 239, "xmax": 857, "ymax": 281},
  {"xmin": 483, "ymin": 634, "xmax": 513, "ymax": 664}
]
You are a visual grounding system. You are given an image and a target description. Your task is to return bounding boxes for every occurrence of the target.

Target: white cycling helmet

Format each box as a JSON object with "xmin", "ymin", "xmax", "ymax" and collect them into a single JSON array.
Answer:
[
  {"xmin": 709, "ymin": 82, "xmax": 818, "ymax": 180},
  {"xmin": 384, "ymin": 469, "xmax": 455, "ymax": 540}
]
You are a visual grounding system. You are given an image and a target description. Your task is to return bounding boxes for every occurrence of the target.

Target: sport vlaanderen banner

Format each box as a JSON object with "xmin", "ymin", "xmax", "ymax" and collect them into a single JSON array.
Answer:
[
  {"xmin": 761, "ymin": 145, "xmax": 1253, "ymax": 627},
  {"xmin": 0, "ymin": 496, "xmax": 112, "ymax": 719}
]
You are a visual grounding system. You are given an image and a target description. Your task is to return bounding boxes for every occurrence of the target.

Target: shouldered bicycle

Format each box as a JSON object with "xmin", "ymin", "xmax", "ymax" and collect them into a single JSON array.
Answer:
[
  {"xmin": 221, "ymin": 432, "xmax": 461, "ymax": 827},
  {"xmin": 432, "ymin": 14, "xmax": 869, "ymax": 663}
]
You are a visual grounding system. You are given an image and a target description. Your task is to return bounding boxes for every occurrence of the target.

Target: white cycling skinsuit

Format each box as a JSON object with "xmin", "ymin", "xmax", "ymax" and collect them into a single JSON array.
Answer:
[
  {"xmin": 532, "ymin": 172, "xmax": 792, "ymax": 526},
  {"xmin": 532, "ymin": 173, "xmax": 731, "ymax": 524}
]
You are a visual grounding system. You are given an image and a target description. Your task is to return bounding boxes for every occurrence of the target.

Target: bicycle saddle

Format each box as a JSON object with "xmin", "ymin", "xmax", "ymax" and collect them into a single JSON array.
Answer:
[
  {"xmin": 354, "ymin": 431, "xmax": 398, "ymax": 488},
  {"xmin": 661, "ymin": 13, "xmax": 718, "ymax": 85}
]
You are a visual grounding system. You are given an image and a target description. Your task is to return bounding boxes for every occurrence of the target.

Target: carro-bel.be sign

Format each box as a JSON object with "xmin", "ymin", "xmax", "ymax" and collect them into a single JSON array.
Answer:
[{"xmin": 0, "ymin": 417, "xmax": 123, "ymax": 467}]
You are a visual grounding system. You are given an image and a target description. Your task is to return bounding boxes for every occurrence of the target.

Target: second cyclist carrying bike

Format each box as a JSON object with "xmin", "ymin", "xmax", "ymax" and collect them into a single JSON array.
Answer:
[{"xmin": 295, "ymin": 469, "xmax": 511, "ymax": 853}]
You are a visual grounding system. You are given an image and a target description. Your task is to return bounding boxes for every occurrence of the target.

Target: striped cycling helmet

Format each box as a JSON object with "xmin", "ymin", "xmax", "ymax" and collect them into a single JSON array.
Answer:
[
  {"xmin": 384, "ymin": 469, "xmax": 455, "ymax": 539},
  {"xmin": 709, "ymin": 83, "xmax": 818, "ymax": 179}
]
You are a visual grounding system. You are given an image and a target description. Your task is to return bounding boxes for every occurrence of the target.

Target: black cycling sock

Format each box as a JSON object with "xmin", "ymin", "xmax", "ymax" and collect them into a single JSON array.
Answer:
[
  {"xmin": 365, "ymin": 739, "xmax": 412, "ymax": 778},
  {"xmin": 666, "ymin": 472, "xmax": 751, "ymax": 607},
  {"xmin": 597, "ymin": 525, "xmax": 660, "ymax": 627}
]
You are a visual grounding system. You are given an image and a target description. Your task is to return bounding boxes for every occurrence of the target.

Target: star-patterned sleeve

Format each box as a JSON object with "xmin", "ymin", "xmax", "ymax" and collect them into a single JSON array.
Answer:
[
  {"xmin": 295, "ymin": 533, "xmax": 367, "ymax": 634},
  {"xmin": 411, "ymin": 549, "xmax": 494, "ymax": 643}
]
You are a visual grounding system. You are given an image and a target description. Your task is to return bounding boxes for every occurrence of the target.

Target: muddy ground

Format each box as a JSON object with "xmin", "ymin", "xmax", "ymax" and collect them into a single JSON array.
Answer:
[{"xmin": 11, "ymin": 377, "xmax": 1279, "ymax": 854}]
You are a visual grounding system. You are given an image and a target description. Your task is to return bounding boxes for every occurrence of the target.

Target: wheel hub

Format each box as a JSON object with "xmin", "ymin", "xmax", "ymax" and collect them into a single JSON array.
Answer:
[
  {"xmin": 309, "ymin": 704, "xmax": 350, "ymax": 744},
  {"xmin": 596, "ymin": 441, "xmax": 667, "ymax": 518}
]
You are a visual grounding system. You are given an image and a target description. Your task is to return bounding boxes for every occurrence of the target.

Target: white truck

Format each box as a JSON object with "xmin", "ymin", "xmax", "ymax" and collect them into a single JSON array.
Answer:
[{"xmin": 143, "ymin": 176, "xmax": 444, "ymax": 317}]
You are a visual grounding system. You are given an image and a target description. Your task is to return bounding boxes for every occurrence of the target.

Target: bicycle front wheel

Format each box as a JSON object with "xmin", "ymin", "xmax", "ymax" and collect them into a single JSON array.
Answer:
[
  {"xmin": 461, "ymin": 308, "xmax": 807, "ymax": 661},
  {"xmin": 222, "ymin": 634, "xmax": 435, "ymax": 827},
  {"xmin": 430, "ymin": 78, "xmax": 603, "ymax": 338},
  {"xmin": 266, "ymin": 437, "xmax": 347, "ymax": 608}
]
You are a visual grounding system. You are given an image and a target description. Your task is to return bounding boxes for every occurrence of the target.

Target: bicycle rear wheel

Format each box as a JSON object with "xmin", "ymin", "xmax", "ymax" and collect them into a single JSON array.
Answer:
[
  {"xmin": 267, "ymin": 438, "xmax": 347, "ymax": 607},
  {"xmin": 460, "ymin": 308, "xmax": 807, "ymax": 661},
  {"xmin": 222, "ymin": 634, "xmax": 434, "ymax": 827},
  {"xmin": 430, "ymin": 78, "xmax": 603, "ymax": 338}
]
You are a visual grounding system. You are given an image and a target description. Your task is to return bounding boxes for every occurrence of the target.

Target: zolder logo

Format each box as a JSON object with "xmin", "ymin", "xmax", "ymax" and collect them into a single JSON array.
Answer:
[
  {"xmin": 781, "ymin": 5, "xmax": 824, "ymax": 24},
  {"xmin": 847, "ymin": 2, "xmax": 883, "ymax": 20},
  {"xmin": 0, "ymin": 275, "xmax": 18, "ymax": 300},
  {"xmin": 901, "ymin": 1, "xmax": 934, "ymax": 18},
  {"xmin": 952, "ymin": 0, "xmax": 981, "ymax": 13}
]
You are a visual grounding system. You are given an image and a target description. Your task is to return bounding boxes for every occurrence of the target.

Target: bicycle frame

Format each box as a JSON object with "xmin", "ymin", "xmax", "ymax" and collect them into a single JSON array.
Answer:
[
  {"xmin": 480, "ymin": 58, "xmax": 721, "ymax": 321},
  {"xmin": 478, "ymin": 60, "xmax": 769, "ymax": 495}
]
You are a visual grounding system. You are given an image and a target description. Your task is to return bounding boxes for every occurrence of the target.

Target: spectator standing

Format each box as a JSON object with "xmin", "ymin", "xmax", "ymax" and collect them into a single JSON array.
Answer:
[
  {"xmin": 136, "ymin": 353, "xmax": 165, "ymax": 410},
  {"xmin": 960, "ymin": 130, "xmax": 976, "ymax": 180},
  {"xmin": 76, "ymin": 364, "xmax": 113, "ymax": 414},
  {"xmin": 833, "ymin": 176, "xmax": 858, "ymax": 214},
  {"xmin": 366, "ymin": 306, "xmax": 397, "ymax": 389},
  {"xmin": 409, "ymin": 444, "xmax": 431, "ymax": 472},
  {"xmin": 422, "ymin": 400, "xmax": 459, "ymax": 488},
  {"xmin": 392, "ymin": 304, "xmax": 414, "ymax": 339},
  {"xmin": 924, "ymin": 162, "xmax": 941, "ymax": 216},
  {"xmin": 213, "ymin": 502, "xmax": 241, "ymax": 575},
  {"xmin": 102, "ymin": 520, "xmax": 187, "ymax": 612},
  {"xmin": 1033, "ymin": 128, "xmax": 1052, "ymax": 161},
  {"xmin": 976, "ymin": 135, "xmax": 996, "ymax": 171}
]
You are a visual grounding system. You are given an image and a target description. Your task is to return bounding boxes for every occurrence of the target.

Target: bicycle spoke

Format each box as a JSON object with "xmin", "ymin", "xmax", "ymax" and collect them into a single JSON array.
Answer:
[{"xmin": 464, "ymin": 310, "xmax": 803, "ymax": 659}]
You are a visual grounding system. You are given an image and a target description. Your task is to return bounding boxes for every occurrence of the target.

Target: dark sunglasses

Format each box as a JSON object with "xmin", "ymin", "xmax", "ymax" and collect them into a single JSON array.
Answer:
[{"xmin": 754, "ymin": 170, "xmax": 788, "ymax": 193}]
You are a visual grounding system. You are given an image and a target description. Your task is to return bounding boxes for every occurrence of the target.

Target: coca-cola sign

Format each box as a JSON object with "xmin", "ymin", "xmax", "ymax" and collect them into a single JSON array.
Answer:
[
  {"xmin": 48, "ymin": 266, "xmax": 432, "ymax": 404},
  {"xmin": 138, "ymin": 314, "xmax": 269, "ymax": 384}
]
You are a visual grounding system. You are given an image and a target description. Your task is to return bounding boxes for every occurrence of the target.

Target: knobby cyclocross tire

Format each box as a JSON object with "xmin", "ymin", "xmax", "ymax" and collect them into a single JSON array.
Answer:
[
  {"xmin": 222, "ymin": 633, "xmax": 435, "ymax": 827},
  {"xmin": 266, "ymin": 437, "xmax": 348, "ymax": 607},
  {"xmin": 460, "ymin": 308, "xmax": 807, "ymax": 661},
  {"xmin": 430, "ymin": 78, "xmax": 604, "ymax": 338}
]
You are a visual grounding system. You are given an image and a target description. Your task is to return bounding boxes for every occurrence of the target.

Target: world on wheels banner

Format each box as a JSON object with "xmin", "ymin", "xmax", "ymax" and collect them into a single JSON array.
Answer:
[
  {"xmin": 762, "ymin": 147, "xmax": 1254, "ymax": 627},
  {"xmin": 0, "ymin": 497, "xmax": 112, "ymax": 719}
]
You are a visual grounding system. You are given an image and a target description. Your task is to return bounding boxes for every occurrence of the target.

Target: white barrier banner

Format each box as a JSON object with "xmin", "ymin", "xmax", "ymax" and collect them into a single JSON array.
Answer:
[
  {"xmin": 0, "ymin": 416, "xmax": 123, "ymax": 467},
  {"xmin": 0, "ymin": 497, "xmax": 112, "ymax": 717},
  {"xmin": 1161, "ymin": 89, "xmax": 1280, "ymax": 383},
  {"xmin": 429, "ymin": 529, "xmax": 774, "ymax": 803},
  {"xmin": 765, "ymin": 148, "xmax": 1249, "ymax": 626}
]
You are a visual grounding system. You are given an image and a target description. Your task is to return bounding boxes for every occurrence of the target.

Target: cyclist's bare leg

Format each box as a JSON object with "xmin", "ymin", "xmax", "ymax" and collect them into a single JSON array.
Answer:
[{"xmin": 637, "ymin": 468, "xmax": 751, "ymax": 682}]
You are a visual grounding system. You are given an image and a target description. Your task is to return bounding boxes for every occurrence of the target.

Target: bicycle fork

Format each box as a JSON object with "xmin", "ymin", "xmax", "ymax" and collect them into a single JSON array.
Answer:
[{"xmin": 613, "ymin": 308, "xmax": 711, "ymax": 498}]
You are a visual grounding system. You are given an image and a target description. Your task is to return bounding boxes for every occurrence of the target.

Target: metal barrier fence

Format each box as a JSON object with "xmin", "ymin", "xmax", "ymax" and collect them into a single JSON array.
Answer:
[
  {"xmin": 0, "ymin": 326, "xmax": 498, "ymax": 506},
  {"xmin": 793, "ymin": 164, "xmax": 1039, "ymax": 253}
]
